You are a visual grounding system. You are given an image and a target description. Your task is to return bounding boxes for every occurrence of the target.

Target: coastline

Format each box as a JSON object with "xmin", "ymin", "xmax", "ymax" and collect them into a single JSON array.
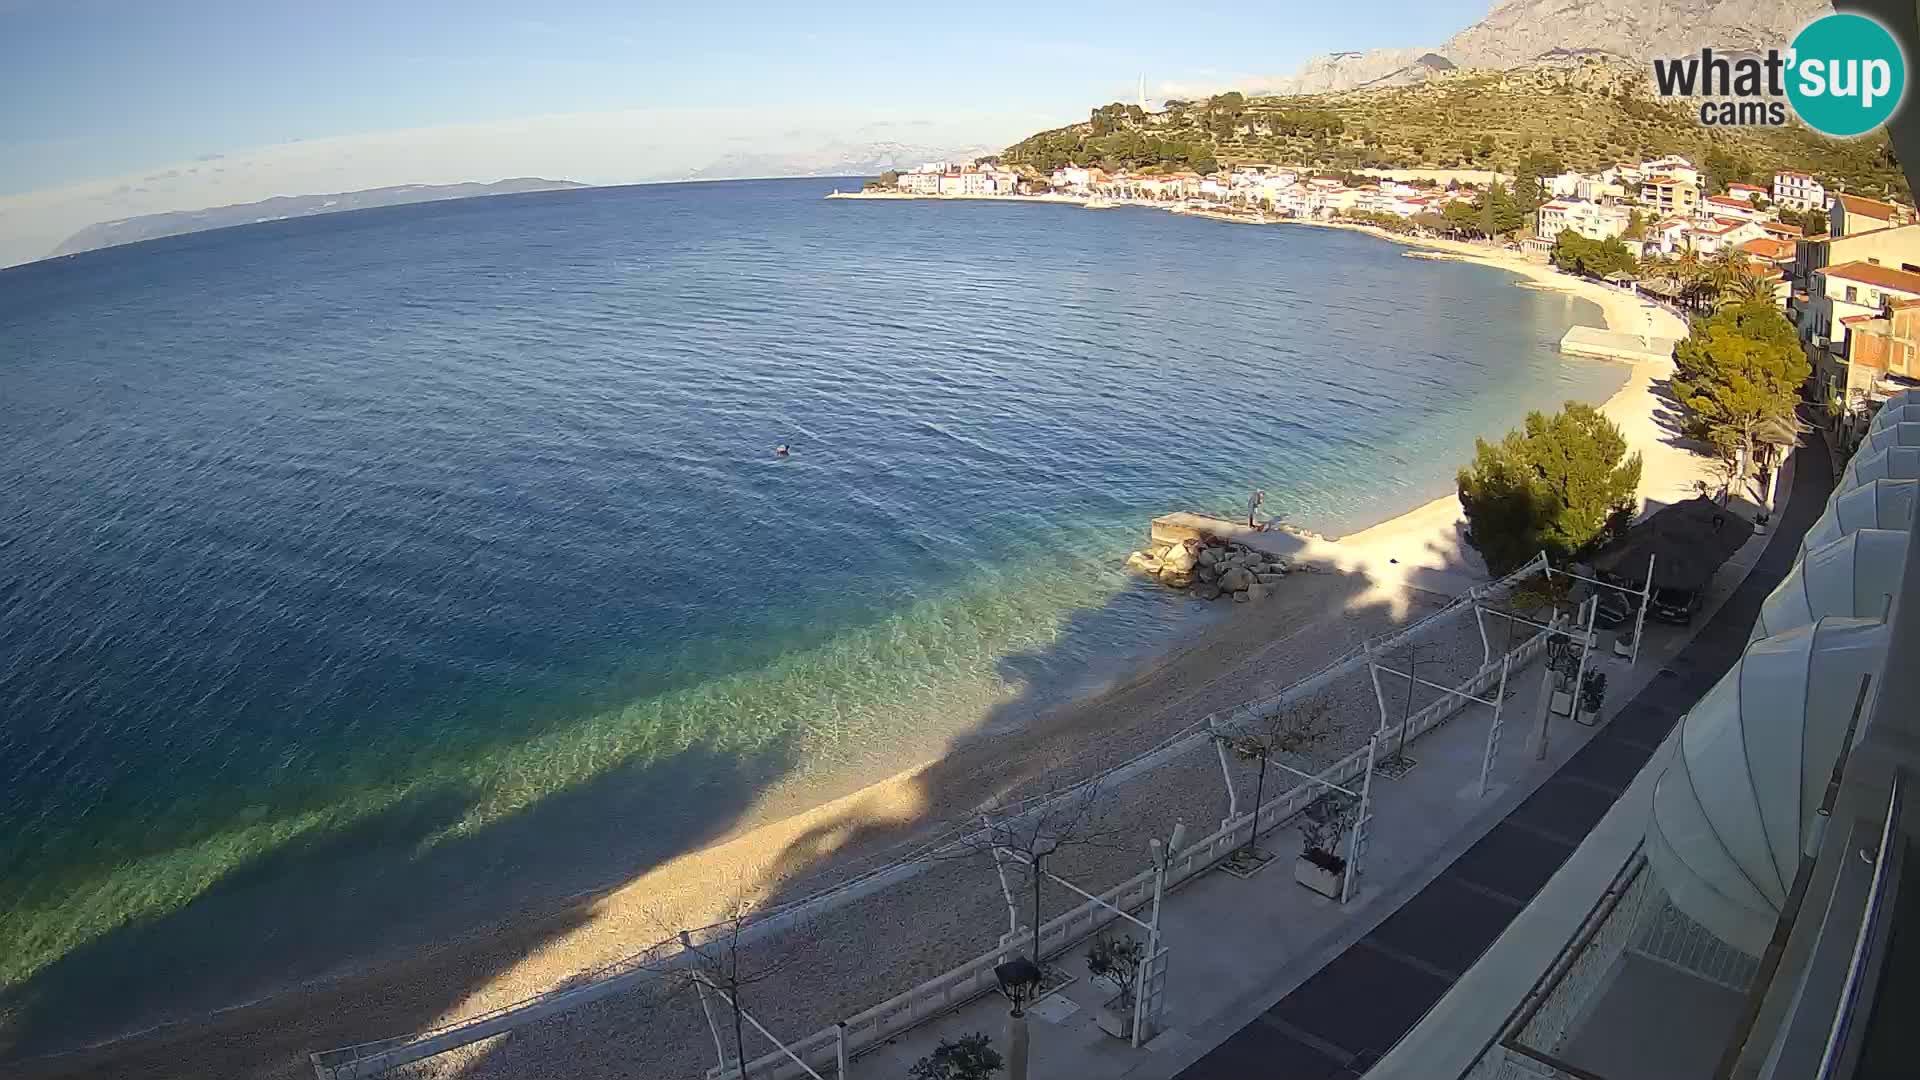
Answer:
[{"xmin": 27, "ymin": 195, "xmax": 1707, "ymax": 1078}]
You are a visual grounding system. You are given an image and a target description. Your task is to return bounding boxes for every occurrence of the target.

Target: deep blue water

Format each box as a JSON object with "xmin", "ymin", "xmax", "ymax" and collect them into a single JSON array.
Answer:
[{"xmin": 0, "ymin": 178, "xmax": 1619, "ymax": 1018}]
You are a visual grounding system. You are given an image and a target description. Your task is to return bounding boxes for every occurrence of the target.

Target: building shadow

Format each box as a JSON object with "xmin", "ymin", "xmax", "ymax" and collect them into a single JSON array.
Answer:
[
  {"xmin": 8, "ymin": 507, "xmax": 1525, "ymax": 1080},
  {"xmin": 0, "ymin": 738, "xmax": 798, "ymax": 1077}
]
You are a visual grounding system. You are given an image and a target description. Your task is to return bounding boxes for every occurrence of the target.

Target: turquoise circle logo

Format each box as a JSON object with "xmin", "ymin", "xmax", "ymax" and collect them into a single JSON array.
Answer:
[{"xmin": 1787, "ymin": 13, "xmax": 1906, "ymax": 137}]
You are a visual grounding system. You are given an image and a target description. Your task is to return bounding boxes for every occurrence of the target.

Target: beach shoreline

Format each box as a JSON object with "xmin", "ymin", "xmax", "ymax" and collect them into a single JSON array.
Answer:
[{"xmin": 19, "ymin": 196, "xmax": 1709, "ymax": 1079}]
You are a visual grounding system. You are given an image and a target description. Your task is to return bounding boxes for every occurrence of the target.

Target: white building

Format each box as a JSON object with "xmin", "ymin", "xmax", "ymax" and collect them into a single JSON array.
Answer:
[
  {"xmin": 1775, "ymin": 171, "xmax": 1827, "ymax": 212},
  {"xmin": 1640, "ymin": 155, "xmax": 1700, "ymax": 186},
  {"xmin": 897, "ymin": 171, "xmax": 940, "ymax": 194},
  {"xmin": 1537, "ymin": 198, "xmax": 1632, "ymax": 241},
  {"xmin": 1703, "ymin": 194, "xmax": 1767, "ymax": 223}
]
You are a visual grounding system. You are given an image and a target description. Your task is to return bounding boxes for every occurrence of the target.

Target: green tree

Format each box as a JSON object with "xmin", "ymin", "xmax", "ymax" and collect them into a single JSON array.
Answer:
[
  {"xmin": 1623, "ymin": 208, "xmax": 1648, "ymax": 240},
  {"xmin": 1669, "ymin": 301, "xmax": 1809, "ymax": 491},
  {"xmin": 1551, "ymin": 230, "xmax": 1637, "ymax": 278},
  {"xmin": 1457, "ymin": 403, "xmax": 1643, "ymax": 575}
]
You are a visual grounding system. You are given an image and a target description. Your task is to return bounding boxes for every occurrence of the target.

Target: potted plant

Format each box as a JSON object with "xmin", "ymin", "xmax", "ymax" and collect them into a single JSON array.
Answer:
[
  {"xmin": 1295, "ymin": 791, "xmax": 1359, "ymax": 899},
  {"xmin": 1084, "ymin": 933, "xmax": 1147, "ymax": 1039},
  {"xmin": 1580, "ymin": 669, "xmax": 1608, "ymax": 719},
  {"xmin": 909, "ymin": 1033, "xmax": 1004, "ymax": 1080}
]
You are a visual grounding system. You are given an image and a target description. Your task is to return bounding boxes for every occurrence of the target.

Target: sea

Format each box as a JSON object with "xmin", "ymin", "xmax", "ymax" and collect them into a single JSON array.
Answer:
[{"xmin": 0, "ymin": 178, "xmax": 1621, "ymax": 1050}]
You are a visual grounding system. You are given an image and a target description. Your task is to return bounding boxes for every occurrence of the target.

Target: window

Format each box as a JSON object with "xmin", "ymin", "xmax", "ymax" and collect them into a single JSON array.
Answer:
[{"xmin": 1847, "ymin": 286, "xmax": 1860, "ymax": 303}]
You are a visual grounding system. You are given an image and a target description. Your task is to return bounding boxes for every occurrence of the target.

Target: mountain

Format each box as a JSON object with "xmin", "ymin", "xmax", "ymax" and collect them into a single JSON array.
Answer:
[
  {"xmin": 1252, "ymin": 0, "xmax": 1831, "ymax": 95},
  {"xmin": 49, "ymin": 178, "xmax": 588, "ymax": 259},
  {"xmin": 1002, "ymin": 64, "xmax": 1906, "ymax": 200},
  {"xmin": 685, "ymin": 141, "xmax": 998, "ymax": 181}
]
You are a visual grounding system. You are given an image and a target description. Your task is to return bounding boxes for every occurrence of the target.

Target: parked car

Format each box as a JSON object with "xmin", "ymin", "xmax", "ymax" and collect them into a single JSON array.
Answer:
[
  {"xmin": 1594, "ymin": 588, "xmax": 1637, "ymax": 628},
  {"xmin": 1648, "ymin": 585, "xmax": 1702, "ymax": 625}
]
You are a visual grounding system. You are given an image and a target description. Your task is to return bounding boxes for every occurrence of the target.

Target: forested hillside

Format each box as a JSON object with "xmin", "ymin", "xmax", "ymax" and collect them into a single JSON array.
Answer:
[{"xmin": 1002, "ymin": 63, "xmax": 1906, "ymax": 199}]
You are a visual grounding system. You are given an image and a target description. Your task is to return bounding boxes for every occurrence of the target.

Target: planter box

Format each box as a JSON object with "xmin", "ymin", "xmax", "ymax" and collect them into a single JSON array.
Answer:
[
  {"xmin": 1095, "ymin": 995, "xmax": 1133, "ymax": 1039},
  {"xmin": 1613, "ymin": 634, "xmax": 1634, "ymax": 658},
  {"xmin": 1295, "ymin": 852, "xmax": 1346, "ymax": 899},
  {"xmin": 1550, "ymin": 689, "xmax": 1574, "ymax": 717}
]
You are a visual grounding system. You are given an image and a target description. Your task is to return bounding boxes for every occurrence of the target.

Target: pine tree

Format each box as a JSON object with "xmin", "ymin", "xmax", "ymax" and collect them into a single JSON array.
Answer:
[
  {"xmin": 1669, "ymin": 301, "xmax": 1808, "ymax": 493},
  {"xmin": 1457, "ymin": 403, "xmax": 1643, "ymax": 574}
]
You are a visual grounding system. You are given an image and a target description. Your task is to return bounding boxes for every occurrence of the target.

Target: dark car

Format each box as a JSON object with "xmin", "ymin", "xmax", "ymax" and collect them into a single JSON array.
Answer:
[
  {"xmin": 1594, "ymin": 588, "xmax": 1637, "ymax": 628},
  {"xmin": 1648, "ymin": 585, "xmax": 1702, "ymax": 625}
]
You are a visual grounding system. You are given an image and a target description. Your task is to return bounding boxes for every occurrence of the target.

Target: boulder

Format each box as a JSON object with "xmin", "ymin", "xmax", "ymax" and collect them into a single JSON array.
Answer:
[
  {"xmin": 1247, "ymin": 582, "xmax": 1268, "ymax": 603},
  {"xmin": 1196, "ymin": 547, "xmax": 1219, "ymax": 567},
  {"xmin": 1161, "ymin": 571, "xmax": 1193, "ymax": 589},
  {"xmin": 1256, "ymin": 573, "xmax": 1286, "ymax": 586},
  {"xmin": 1233, "ymin": 589, "xmax": 1250, "ymax": 603},
  {"xmin": 1127, "ymin": 552, "xmax": 1164, "ymax": 575},
  {"xmin": 1196, "ymin": 584, "xmax": 1222, "ymax": 600},
  {"xmin": 1218, "ymin": 566, "xmax": 1255, "ymax": 592},
  {"xmin": 1161, "ymin": 545, "xmax": 1198, "ymax": 572}
]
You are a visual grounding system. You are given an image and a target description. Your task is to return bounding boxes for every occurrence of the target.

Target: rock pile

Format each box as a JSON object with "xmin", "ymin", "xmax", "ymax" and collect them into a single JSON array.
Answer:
[{"xmin": 1126, "ymin": 536, "xmax": 1291, "ymax": 602}]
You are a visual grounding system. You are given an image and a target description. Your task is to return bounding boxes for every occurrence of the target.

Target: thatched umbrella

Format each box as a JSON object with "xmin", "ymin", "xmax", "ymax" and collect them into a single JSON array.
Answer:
[{"xmin": 1593, "ymin": 497, "xmax": 1755, "ymax": 592}]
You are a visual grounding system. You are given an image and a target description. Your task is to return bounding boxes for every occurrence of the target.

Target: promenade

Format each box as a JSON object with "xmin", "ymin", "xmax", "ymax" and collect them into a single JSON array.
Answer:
[{"xmin": 863, "ymin": 434, "xmax": 1826, "ymax": 1080}]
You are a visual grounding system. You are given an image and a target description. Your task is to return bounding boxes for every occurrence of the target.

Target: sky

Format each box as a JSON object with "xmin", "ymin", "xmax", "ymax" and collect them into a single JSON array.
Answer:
[{"xmin": 0, "ymin": 0, "xmax": 1493, "ymax": 265}]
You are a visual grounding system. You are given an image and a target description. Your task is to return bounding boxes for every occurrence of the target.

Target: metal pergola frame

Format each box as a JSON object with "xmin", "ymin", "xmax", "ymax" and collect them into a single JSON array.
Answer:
[
  {"xmin": 1206, "ymin": 725, "xmax": 1379, "ymax": 905},
  {"xmin": 692, "ymin": 971, "xmax": 828, "ymax": 1080},
  {"xmin": 988, "ymin": 826, "xmax": 1183, "ymax": 1047},
  {"xmin": 1545, "ymin": 553, "xmax": 1656, "ymax": 671},
  {"xmin": 1369, "ymin": 652, "xmax": 1513, "ymax": 798}
]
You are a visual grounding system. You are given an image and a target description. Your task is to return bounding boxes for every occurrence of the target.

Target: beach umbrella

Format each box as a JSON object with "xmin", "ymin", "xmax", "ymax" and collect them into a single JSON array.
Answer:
[
  {"xmin": 1800, "ymin": 479, "xmax": 1920, "ymax": 554},
  {"xmin": 1837, "ymin": 445, "xmax": 1920, "ymax": 493},
  {"xmin": 1593, "ymin": 496, "xmax": 1755, "ymax": 591},
  {"xmin": 1646, "ymin": 617, "xmax": 1890, "ymax": 954},
  {"xmin": 1751, "ymin": 529, "xmax": 1908, "ymax": 640},
  {"xmin": 1867, "ymin": 402, "xmax": 1920, "ymax": 432}
]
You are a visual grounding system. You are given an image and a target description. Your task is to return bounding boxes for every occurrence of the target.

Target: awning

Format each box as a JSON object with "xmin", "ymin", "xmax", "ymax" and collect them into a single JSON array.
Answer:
[
  {"xmin": 1752, "ymin": 529, "xmax": 1909, "ymax": 640},
  {"xmin": 1592, "ymin": 496, "xmax": 1755, "ymax": 591},
  {"xmin": 1861, "ymin": 421, "xmax": 1920, "ymax": 455},
  {"xmin": 1801, "ymin": 479, "xmax": 1920, "ymax": 554},
  {"xmin": 1837, "ymin": 445, "xmax": 1920, "ymax": 492},
  {"xmin": 1867, "ymin": 403, "xmax": 1920, "ymax": 432},
  {"xmin": 1646, "ymin": 617, "xmax": 1890, "ymax": 955}
]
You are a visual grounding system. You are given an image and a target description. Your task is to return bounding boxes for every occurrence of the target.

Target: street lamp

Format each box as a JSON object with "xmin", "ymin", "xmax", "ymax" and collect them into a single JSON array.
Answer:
[{"xmin": 994, "ymin": 957, "xmax": 1043, "ymax": 1080}]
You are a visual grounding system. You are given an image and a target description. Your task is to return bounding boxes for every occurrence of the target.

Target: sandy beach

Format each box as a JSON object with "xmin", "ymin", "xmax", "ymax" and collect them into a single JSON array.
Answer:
[{"xmin": 16, "ymin": 199, "xmax": 1714, "ymax": 1080}]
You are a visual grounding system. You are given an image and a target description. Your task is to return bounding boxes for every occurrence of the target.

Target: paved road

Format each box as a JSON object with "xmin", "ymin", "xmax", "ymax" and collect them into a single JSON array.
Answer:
[{"xmin": 1172, "ymin": 431, "xmax": 1834, "ymax": 1079}]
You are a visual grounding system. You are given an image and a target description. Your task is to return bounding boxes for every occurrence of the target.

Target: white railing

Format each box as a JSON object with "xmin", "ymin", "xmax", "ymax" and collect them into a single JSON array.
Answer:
[
  {"xmin": 313, "ymin": 556, "xmax": 1555, "ymax": 1079},
  {"xmin": 716, "ymin": 632, "xmax": 1550, "ymax": 1080}
]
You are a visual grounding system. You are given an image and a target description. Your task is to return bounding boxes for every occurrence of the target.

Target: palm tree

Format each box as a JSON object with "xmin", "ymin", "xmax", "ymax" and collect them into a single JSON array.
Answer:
[{"xmin": 1718, "ymin": 268, "xmax": 1778, "ymax": 308}]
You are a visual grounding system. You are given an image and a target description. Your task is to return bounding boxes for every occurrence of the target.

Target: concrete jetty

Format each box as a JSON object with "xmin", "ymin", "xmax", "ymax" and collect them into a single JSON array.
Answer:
[{"xmin": 1559, "ymin": 326, "xmax": 1677, "ymax": 363}]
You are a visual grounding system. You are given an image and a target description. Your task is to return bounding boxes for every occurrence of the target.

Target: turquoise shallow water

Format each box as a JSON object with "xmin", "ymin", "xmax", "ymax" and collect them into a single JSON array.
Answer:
[{"xmin": 0, "ymin": 179, "xmax": 1620, "ymax": 1043}]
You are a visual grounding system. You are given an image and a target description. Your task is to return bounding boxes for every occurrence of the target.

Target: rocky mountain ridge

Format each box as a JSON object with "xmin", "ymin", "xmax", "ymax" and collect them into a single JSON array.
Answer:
[{"xmin": 1254, "ymin": 0, "xmax": 1831, "ymax": 95}]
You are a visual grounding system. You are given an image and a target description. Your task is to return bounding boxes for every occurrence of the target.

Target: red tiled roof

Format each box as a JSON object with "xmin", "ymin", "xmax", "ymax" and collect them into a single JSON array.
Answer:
[
  {"xmin": 1742, "ymin": 238, "xmax": 1795, "ymax": 261},
  {"xmin": 1842, "ymin": 314, "xmax": 1876, "ymax": 325},
  {"xmin": 1835, "ymin": 193, "xmax": 1899, "ymax": 219},
  {"xmin": 1821, "ymin": 260, "xmax": 1920, "ymax": 293}
]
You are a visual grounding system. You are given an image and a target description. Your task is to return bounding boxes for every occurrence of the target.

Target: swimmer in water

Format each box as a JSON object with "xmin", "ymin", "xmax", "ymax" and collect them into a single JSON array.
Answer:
[{"xmin": 774, "ymin": 444, "xmax": 790, "ymax": 457}]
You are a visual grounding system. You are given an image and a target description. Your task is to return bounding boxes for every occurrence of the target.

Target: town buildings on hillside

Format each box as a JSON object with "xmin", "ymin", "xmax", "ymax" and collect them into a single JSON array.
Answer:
[{"xmin": 1786, "ymin": 191, "xmax": 1920, "ymax": 434}]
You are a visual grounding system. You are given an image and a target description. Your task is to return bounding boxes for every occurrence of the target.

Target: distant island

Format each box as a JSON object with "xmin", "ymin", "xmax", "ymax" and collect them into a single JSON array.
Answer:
[{"xmin": 48, "ymin": 178, "xmax": 590, "ymax": 259}]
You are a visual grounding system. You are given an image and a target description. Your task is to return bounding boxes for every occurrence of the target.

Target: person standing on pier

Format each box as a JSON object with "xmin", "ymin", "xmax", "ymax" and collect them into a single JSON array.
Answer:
[{"xmin": 1247, "ymin": 489, "xmax": 1265, "ymax": 528}]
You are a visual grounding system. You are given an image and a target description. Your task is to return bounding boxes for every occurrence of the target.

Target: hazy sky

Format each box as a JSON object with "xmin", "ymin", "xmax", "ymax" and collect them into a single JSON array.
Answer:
[{"xmin": 0, "ymin": 0, "xmax": 1492, "ymax": 264}]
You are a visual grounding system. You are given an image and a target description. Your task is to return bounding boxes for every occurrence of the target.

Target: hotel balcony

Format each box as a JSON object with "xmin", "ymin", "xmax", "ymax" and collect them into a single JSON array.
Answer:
[{"xmin": 1379, "ymin": 391, "xmax": 1920, "ymax": 1080}]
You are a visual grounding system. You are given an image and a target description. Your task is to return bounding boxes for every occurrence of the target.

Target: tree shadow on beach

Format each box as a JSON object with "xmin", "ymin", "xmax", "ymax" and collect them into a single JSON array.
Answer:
[
  {"xmin": 6, "ymin": 514, "xmax": 1496, "ymax": 1080},
  {"xmin": 1648, "ymin": 375, "xmax": 1720, "ymax": 456}
]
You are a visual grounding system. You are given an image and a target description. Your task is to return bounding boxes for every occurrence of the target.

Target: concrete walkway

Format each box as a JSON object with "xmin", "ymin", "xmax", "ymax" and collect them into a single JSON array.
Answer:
[{"xmin": 852, "ymin": 441, "xmax": 1825, "ymax": 1080}]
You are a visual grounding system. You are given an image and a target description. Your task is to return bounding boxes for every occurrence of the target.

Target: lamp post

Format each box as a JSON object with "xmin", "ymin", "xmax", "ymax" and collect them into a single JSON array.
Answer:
[{"xmin": 994, "ymin": 957, "xmax": 1042, "ymax": 1080}]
